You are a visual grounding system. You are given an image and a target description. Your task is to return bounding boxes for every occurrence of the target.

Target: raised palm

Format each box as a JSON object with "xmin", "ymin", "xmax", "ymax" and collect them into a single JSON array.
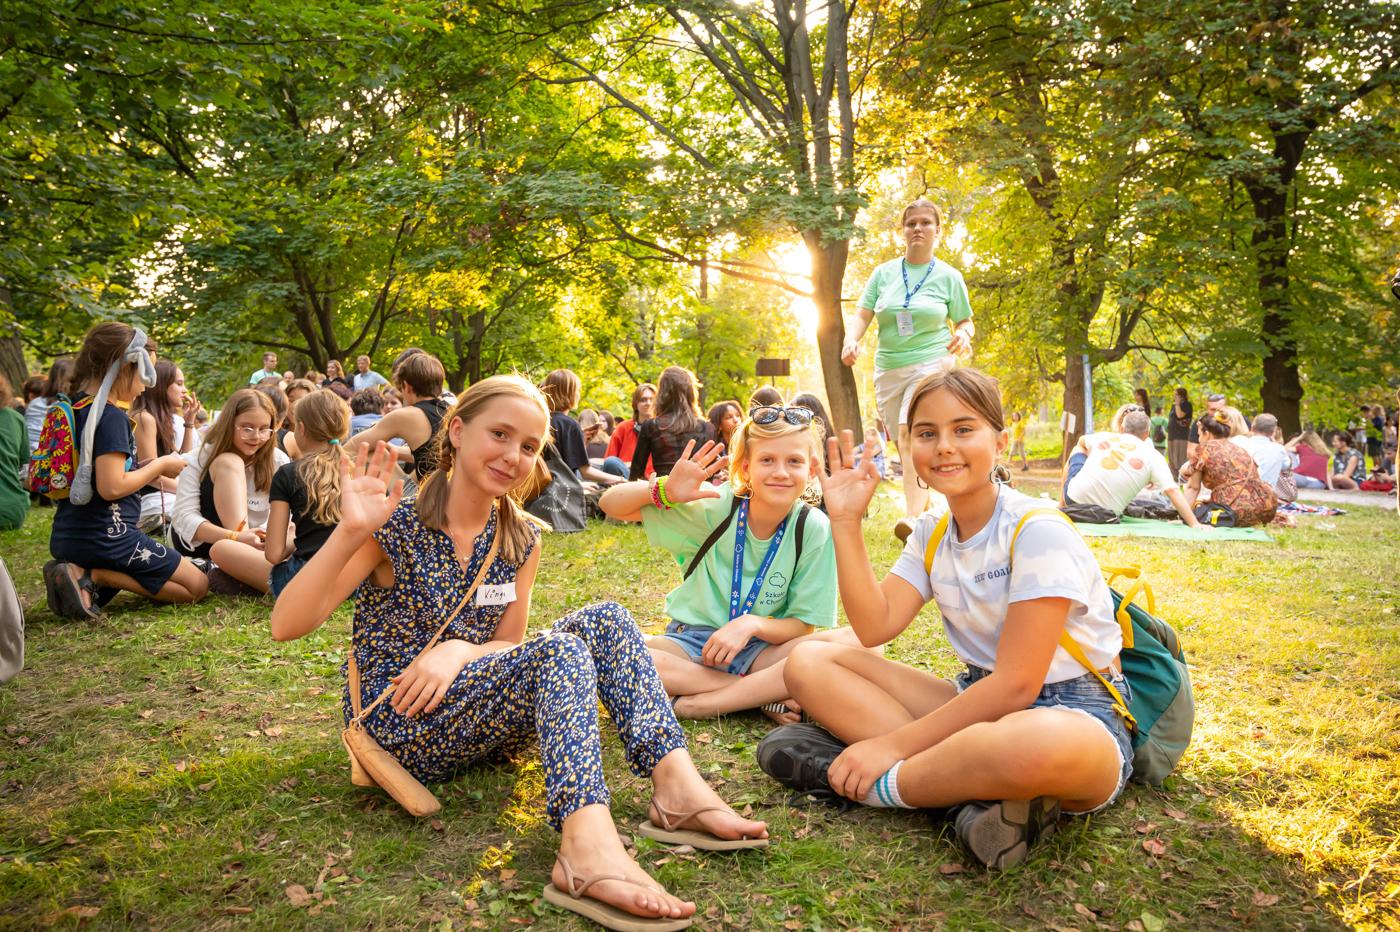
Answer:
[
  {"xmin": 818, "ymin": 430, "xmax": 882, "ymax": 522},
  {"xmin": 665, "ymin": 439, "xmax": 728, "ymax": 504},
  {"xmin": 340, "ymin": 441, "xmax": 404, "ymax": 535}
]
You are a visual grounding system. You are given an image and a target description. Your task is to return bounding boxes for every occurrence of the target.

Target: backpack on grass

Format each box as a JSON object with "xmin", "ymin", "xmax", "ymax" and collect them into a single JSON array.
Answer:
[
  {"xmin": 27, "ymin": 394, "xmax": 88, "ymax": 501},
  {"xmin": 923, "ymin": 509, "xmax": 1193, "ymax": 786}
]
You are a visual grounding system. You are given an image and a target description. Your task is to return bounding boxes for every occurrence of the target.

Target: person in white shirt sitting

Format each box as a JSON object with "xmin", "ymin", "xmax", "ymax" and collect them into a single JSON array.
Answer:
[
  {"xmin": 1233, "ymin": 413, "xmax": 1293, "ymax": 499},
  {"xmin": 1061, "ymin": 409, "xmax": 1201, "ymax": 527}
]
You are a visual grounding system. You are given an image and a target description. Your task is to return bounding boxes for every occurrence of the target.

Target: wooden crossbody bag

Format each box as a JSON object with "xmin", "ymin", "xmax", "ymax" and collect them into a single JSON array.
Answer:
[{"xmin": 342, "ymin": 530, "xmax": 500, "ymax": 817}]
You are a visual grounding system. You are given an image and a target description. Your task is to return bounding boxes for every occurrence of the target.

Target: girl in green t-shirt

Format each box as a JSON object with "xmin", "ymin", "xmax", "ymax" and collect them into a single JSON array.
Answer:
[{"xmin": 600, "ymin": 408, "xmax": 870, "ymax": 727}]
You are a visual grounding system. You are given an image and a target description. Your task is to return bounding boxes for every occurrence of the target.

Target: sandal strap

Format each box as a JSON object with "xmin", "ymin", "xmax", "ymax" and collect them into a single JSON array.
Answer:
[
  {"xmin": 554, "ymin": 854, "xmax": 655, "ymax": 900},
  {"xmin": 650, "ymin": 800, "xmax": 729, "ymax": 832}
]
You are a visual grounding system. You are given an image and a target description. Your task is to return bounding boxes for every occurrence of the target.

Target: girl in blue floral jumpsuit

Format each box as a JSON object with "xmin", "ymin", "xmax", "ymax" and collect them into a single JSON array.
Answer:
[{"xmin": 270, "ymin": 375, "xmax": 766, "ymax": 930}]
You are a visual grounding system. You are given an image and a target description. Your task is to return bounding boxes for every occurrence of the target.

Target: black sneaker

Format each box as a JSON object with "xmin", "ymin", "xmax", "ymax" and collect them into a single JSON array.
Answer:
[
  {"xmin": 757, "ymin": 723, "xmax": 847, "ymax": 798},
  {"xmin": 953, "ymin": 797, "xmax": 1061, "ymax": 870}
]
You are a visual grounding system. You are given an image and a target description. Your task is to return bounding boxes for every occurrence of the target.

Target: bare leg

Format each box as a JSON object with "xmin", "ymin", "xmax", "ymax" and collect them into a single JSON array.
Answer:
[
  {"xmin": 785, "ymin": 641, "xmax": 957, "ymax": 742},
  {"xmin": 209, "ymin": 539, "xmax": 271, "ymax": 593},
  {"xmin": 91, "ymin": 559, "xmax": 209, "ymax": 604},
  {"xmin": 677, "ymin": 628, "xmax": 874, "ymax": 722},
  {"xmin": 895, "ymin": 708, "xmax": 1122, "ymax": 813}
]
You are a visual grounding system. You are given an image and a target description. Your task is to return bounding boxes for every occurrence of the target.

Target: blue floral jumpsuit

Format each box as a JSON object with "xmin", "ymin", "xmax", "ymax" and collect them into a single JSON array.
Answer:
[{"xmin": 345, "ymin": 500, "xmax": 685, "ymax": 828}]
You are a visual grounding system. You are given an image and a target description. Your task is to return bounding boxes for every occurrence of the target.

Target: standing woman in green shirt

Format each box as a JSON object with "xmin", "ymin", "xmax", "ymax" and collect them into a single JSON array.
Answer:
[{"xmin": 843, "ymin": 200, "xmax": 974, "ymax": 534}]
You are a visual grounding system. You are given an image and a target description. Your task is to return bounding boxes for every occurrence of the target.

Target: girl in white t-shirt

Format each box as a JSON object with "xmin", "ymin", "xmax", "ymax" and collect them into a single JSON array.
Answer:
[{"xmin": 760, "ymin": 366, "xmax": 1132, "ymax": 870}]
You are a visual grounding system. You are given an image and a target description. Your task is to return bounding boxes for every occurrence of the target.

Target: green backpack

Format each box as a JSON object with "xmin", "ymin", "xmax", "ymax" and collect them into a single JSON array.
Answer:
[{"xmin": 923, "ymin": 509, "xmax": 1193, "ymax": 786}]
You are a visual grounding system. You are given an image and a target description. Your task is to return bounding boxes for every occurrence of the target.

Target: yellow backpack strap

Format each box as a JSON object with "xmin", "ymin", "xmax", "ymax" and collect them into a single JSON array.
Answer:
[
  {"xmin": 1011, "ymin": 509, "xmax": 1138, "ymax": 730},
  {"xmin": 1056, "ymin": 631, "xmax": 1136, "ymax": 729},
  {"xmin": 922, "ymin": 511, "xmax": 952, "ymax": 575}
]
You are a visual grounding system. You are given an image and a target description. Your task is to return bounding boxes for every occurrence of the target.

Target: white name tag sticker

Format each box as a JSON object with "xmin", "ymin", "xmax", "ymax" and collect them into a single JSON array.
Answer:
[
  {"xmin": 475, "ymin": 582, "xmax": 517, "ymax": 607},
  {"xmin": 929, "ymin": 580, "xmax": 966, "ymax": 612},
  {"xmin": 896, "ymin": 310, "xmax": 915, "ymax": 337}
]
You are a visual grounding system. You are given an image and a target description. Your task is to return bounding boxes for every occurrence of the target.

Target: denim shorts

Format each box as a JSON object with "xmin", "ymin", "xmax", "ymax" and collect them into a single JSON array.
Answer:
[
  {"xmin": 956, "ymin": 663, "xmax": 1135, "ymax": 813},
  {"xmin": 269, "ymin": 554, "xmax": 308, "ymax": 597},
  {"xmin": 662, "ymin": 621, "xmax": 769, "ymax": 676}
]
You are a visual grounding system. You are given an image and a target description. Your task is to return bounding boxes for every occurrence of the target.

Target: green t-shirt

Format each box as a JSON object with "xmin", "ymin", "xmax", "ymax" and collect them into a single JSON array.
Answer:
[
  {"xmin": 859, "ymin": 257, "xmax": 973, "ymax": 371},
  {"xmin": 1149, "ymin": 414, "xmax": 1169, "ymax": 451},
  {"xmin": 642, "ymin": 483, "xmax": 837, "ymax": 631},
  {"xmin": 0, "ymin": 407, "xmax": 29, "ymax": 530}
]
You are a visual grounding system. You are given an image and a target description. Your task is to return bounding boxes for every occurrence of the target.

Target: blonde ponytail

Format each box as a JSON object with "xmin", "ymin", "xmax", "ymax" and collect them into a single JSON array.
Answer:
[{"xmin": 292, "ymin": 390, "xmax": 352, "ymax": 525}]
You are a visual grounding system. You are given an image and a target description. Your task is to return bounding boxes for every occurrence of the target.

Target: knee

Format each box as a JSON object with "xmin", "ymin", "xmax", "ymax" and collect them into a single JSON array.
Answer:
[
  {"xmin": 784, "ymin": 640, "xmax": 837, "ymax": 698},
  {"xmin": 537, "ymin": 631, "xmax": 593, "ymax": 671},
  {"xmin": 186, "ymin": 571, "xmax": 209, "ymax": 601}
]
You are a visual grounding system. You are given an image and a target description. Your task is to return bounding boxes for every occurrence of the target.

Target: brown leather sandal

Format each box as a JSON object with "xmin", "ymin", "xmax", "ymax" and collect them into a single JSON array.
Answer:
[
  {"xmin": 541, "ymin": 854, "xmax": 692, "ymax": 931},
  {"xmin": 638, "ymin": 800, "xmax": 769, "ymax": 851}
]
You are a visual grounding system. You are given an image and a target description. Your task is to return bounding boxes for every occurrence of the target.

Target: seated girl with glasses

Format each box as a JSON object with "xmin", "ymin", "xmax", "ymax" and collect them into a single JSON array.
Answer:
[
  {"xmin": 599, "ymin": 406, "xmax": 875, "ymax": 725},
  {"xmin": 171, "ymin": 389, "xmax": 289, "ymax": 595}
]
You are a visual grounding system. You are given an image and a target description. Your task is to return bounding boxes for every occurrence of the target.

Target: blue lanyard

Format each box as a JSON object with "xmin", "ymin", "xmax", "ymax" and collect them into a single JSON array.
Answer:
[
  {"xmin": 900, "ymin": 259, "xmax": 936, "ymax": 309},
  {"xmin": 730, "ymin": 498, "xmax": 789, "ymax": 621}
]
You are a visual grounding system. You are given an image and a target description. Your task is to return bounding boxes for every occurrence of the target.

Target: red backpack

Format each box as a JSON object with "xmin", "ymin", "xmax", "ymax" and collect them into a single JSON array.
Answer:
[{"xmin": 27, "ymin": 395, "xmax": 90, "ymax": 500}]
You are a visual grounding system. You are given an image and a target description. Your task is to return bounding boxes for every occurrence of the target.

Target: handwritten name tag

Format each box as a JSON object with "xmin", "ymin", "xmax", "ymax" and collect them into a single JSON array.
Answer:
[{"xmin": 475, "ymin": 582, "xmax": 517, "ymax": 607}]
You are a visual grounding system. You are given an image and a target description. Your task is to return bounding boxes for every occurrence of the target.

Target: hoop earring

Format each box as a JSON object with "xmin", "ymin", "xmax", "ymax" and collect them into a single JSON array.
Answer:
[{"xmin": 915, "ymin": 475, "xmax": 929, "ymax": 489}]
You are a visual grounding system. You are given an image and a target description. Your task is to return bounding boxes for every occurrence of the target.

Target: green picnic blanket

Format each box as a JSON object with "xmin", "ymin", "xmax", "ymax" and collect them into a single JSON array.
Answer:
[{"xmin": 1075, "ymin": 515, "xmax": 1274, "ymax": 542}]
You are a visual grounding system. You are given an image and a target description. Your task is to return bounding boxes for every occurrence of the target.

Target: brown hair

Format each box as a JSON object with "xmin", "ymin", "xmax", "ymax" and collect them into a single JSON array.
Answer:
[
  {"xmin": 901, "ymin": 198, "xmax": 944, "ymax": 229},
  {"xmin": 22, "ymin": 374, "xmax": 46, "ymax": 403},
  {"xmin": 293, "ymin": 390, "xmax": 351, "ymax": 526},
  {"xmin": 1198, "ymin": 412, "xmax": 1232, "ymax": 439},
  {"xmin": 654, "ymin": 365, "xmax": 702, "ymax": 433},
  {"xmin": 707, "ymin": 399, "xmax": 742, "ymax": 443},
  {"xmin": 0, "ymin": 375, "xmax": 12, "ymax": 409},
  {"xmin": 415, "ymin": 375, "xmax": 550, "ymax": 565},
  {"xmin": 631, "ymin": 382, "xmax": 657, "ymax": 421},
  {"xmin": 905, "ymin": 367, "xmax": 1012, "ymax": 482},
  {"xmin": 253, "ymin": 381, "xmax": 288, "ymax": 429},
  {"xmin": 539, "ymin": 369, "xmax": 581, "ymax": 414},
  {"xmin": 44, "ymin": 358, "xmax": 74, "ymax": 399},
  {"xmin": 350, "ymin": 388, "xmax": 384, "ymax": 415},
  {"xmin": 72, "ymin": 322, "xmax": 156, "ymax": 389},
  {"xmin": 393, "ymin": 351, "xmax": 445, "ymax": 398},
  {"xmin": 748, "ymin": 385, "xmax": 783, "ymax": 410},
  {"xmin": 200, "ymin": 389, "xmax": 279, "ymax": 492},
  {"xmin": 130, "ymin": 359, "xmax": 181, "ymax": 455}
]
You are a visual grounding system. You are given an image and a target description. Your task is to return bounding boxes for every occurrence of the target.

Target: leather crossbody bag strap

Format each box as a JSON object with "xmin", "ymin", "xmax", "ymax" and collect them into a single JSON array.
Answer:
[{"xmin": 349, "ymin": 523, "xmax": 502, "ymax": 726}]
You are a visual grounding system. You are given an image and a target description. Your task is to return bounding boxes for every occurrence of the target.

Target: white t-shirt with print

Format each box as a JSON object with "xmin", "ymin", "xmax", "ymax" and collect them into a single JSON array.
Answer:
[
  {"xmin": 1067, "ymin": 432, "xmax": 1177, "ymax": 515},
  {"xmin": 890, "ymin": 486, "xmax": 1121, "ymax": 683}
]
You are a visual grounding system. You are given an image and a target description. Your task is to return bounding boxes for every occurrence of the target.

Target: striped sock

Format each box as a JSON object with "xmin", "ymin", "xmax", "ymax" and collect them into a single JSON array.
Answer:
[{"xmin": 860, "ymin": 760, "xmax": 914, "ymax": 809}]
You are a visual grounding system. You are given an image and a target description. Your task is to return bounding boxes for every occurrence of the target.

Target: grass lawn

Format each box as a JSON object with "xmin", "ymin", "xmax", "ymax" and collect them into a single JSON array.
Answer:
[{"xmin": 1, "ymin": 479, "xmax": 1397, "ymax": 930}]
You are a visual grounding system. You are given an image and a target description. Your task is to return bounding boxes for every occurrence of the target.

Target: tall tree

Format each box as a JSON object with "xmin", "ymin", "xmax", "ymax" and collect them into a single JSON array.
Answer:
[
  {"xmin": 536, "ymin": 0, "xmax": 869, "ymax": 431},
  {"xmin": 1149, "ymin": 0, "xmax": 1400, "ymax": 434}
]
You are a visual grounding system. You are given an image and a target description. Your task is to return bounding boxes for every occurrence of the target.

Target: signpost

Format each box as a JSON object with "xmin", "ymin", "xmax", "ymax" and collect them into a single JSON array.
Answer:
[{"xmin": 755, "ymin": 358, "xmax": 790, "ymax": 386}]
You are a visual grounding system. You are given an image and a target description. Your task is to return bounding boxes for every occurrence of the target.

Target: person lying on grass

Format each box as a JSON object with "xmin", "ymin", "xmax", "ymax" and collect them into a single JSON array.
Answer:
[
  {"xmin": 758, "ymin": 366, "xmax": 1134, "ymax": 870},
  {"xmin": 599, "ymin": 410, "xmax": 873, "ymax": 726},
  {"xmin": 269, "ymin": 376, "xmax": 766, "ymax": 932}
]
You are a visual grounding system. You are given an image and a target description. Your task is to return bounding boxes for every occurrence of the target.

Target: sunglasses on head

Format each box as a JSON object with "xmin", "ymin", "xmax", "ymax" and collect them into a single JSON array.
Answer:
[{"xmin": 749, "ymin": 405, "xmax": 814, "ymax": 426}]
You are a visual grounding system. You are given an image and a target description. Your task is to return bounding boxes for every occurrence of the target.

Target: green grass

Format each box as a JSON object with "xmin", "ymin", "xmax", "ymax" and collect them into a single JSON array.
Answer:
[{"xmin": 1, "ymin": 482, "xmax": 1397, "ymax": 930}]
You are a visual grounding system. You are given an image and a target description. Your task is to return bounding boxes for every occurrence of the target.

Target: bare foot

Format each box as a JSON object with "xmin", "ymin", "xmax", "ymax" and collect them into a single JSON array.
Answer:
[
  {"xmin": 761, "ymin": 699, "xmax": 801, "ymax": 726},
  {"xmin": 553, "ymin": 821, "xmax": 694, "ymax": 923},
  {"xmin": 651, "ymin": 750, "xmax": 769, "ymax": 842},
  {"xmin": 671, "ymin": 694, "xmax": 711, "ymax": 720}
]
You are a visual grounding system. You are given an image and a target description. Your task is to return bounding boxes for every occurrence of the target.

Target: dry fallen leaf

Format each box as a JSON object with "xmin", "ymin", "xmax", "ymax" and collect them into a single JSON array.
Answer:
[
  {"xmin": 284, "ymin": 884, "xmax": 315, "ymax": 908},
  {"xmin": 139, "ymin": 710, "xmax": 154, "ymax": 720},
  {"xmin": 1142, "ymin": 838, "xmax": 1168, "ymax": 857},
  {"xmin": 1253, "ymin": 892, "xmax": 1280, "ymax": 907},
  {"xmin": 263, "ymin": 726, "xmax": 284, "ymax": 738},
  {"xmin": 222, "ymin": 906, "xmax": 253, "ymax": 916},
  {"xmin": 1073, "ymin": 902, "xmax": 1096, "ymax": 919},
  {"xmin": 937, "ymin": 863, "xmax": 966, "ymax": 876},
  {"xmin": 695, "ymin": 732, "xmax": 713, "ymax": 745},
  {"xmin": 1164, "ymin": 807, "xmax": 1187, "ymax": 820}
]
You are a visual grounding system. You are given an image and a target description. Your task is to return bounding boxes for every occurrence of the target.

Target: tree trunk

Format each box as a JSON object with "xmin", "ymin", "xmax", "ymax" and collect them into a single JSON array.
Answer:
[
  {"xmin": 0, "ymin": 289, "xmax": 28, "ymax": 392},
  {"xmin": 805, "ymin": 232, "xmax": 861, "ymax": 434},
  {"xmin": 1247, "ymin": 166, "xmax": 1303, "ymax": 436},
  {"xmin": 1061, "ymin": 347, "xmax": 1086, "ymax": 454}
]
